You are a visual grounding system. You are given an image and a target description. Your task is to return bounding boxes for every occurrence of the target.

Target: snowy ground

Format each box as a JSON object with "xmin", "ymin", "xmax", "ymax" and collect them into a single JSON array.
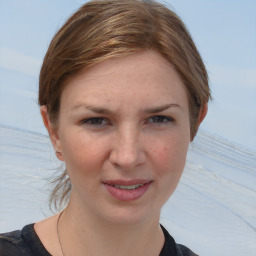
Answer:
[{"xmin": 0, "ymin": 124, "xmax": 255, "ymax": 256}]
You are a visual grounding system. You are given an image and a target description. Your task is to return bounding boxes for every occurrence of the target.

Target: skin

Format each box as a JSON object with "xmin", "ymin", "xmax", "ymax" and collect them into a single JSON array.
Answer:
[{"xmin": 37, "ymin": 50, "xmax": 205, "ymax": 256}]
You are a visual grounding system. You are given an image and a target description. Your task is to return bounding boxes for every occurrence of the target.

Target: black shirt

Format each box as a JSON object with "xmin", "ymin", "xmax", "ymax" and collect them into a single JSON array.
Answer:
[{"xmin": 0, "ymin": 224, "xmax": 198, "ymax": 256}]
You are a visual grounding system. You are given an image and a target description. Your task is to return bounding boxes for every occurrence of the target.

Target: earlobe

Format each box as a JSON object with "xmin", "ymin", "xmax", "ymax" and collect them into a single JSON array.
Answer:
[{"xmin": 40, "ymin": 106, "xmax": 64, "ymax": 161}]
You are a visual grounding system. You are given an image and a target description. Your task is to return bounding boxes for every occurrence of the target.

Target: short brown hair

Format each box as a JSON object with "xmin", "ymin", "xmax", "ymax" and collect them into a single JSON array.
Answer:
[{"xmin": 39, "ymin": 0, "xmax": 211, "ymax": 210}]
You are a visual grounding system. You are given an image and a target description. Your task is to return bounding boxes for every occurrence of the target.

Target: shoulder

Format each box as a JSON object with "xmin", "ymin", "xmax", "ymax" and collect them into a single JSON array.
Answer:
[
  {"xmin": 0, "ymin": 224, "xmax": 45, "ymax": 256},
  {"xmin": 176, "ymin": 243, "xmax": 199, "ymax": 256},
  {"xmin": 160, "ymin": 224, "xmax": 198, "ymax": 256},
  {"xmin": 0, "ymin": 228, "xmax": 26, "ymax": 256}
]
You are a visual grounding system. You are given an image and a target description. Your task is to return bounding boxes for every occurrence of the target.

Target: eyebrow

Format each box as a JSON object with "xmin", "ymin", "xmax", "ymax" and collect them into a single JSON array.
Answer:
[
  {"xmin": 72, "ymin": 104, "xmax": 111, "ymax": 114},
  {"xmin": 72, "ymin": 103, "xmax": 182, "ymax": 114},
  {"xmin": 143, "ymin": 103, "xmax": 182, "ymax": 113}
]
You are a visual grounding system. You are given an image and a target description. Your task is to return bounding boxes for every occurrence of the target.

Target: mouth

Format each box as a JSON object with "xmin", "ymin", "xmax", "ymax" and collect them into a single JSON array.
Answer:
[
  {"xmin": 103, "ymin": 180, "xmax": 153, "ymax": 201},
  {"xmin": 110, "ymin": 184, "xmax": 144, "ymax": 190}
]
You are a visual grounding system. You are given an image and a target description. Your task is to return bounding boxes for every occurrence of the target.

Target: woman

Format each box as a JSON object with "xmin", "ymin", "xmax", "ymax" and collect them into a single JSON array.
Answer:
[{"xmin": 0, "ymin": 0, "xmax": 211, "ymax": 255}]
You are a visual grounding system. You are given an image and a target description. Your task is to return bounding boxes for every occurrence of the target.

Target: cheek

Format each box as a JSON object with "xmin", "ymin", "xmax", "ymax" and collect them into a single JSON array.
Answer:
[
  {"xmin": 152, "ymin": 146, "xmax": 171, "ymax": 168},
  {"xmin": 60, "ymin": 131, "xmax": 108, "ymax": 176},
  {"xmin": 151, "ymin": 135, "xmax": 189, "ymax": 177},
  {"xmin": 151, "ymin": 138, "xmax": 189, "ymax": 203}
]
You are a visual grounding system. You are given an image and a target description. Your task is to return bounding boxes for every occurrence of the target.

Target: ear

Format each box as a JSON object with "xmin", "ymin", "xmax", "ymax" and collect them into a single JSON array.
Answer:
[
  {"xmin": 198, "ymin": 103, "xmax": 208, "ymax": 125},
  {"xmin": 191, "ymin": 103, "xmax": 208, "ymax": 141},
  {"xmin": 40, "ymin": 106, "xmax": 64, "ymax": 161}
]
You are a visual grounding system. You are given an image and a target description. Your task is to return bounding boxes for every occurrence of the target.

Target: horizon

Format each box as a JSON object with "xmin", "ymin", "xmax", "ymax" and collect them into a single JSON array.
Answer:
[{"xmin": 0, "ymin": 0, "xmax": 256, "ymax": 150}]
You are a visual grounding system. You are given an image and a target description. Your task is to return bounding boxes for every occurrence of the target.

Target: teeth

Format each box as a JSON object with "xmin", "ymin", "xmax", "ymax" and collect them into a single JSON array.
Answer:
[{"xmin": 113, "ymin": 184, "xmax": 143, "ymax": 190}]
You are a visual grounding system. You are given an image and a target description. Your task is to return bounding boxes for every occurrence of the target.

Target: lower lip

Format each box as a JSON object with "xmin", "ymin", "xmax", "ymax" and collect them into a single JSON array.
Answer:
[{"xmin": 104, "ymin": 182, "xmax": 152, "ymax": 201}]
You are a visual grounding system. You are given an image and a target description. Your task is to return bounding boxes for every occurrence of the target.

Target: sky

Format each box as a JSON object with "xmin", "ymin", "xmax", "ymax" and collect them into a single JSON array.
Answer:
[{"xmin": 0, "ymin": 0, "xmax": 256, "ymax": 150}]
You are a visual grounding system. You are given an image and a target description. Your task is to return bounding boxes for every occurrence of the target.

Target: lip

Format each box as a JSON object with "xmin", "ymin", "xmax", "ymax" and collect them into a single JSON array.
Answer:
[{"xmin": 103, "ymin": 179, "xmax": 153, "ymax": 201}]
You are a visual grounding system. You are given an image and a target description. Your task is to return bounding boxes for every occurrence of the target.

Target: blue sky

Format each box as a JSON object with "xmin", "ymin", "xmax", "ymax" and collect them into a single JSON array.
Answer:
[{"xmin": 0, "ymin": 0, "xmax": 256, "ymax": 150}]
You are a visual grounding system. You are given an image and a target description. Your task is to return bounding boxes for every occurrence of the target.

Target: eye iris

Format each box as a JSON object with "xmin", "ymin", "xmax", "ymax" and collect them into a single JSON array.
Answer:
[
  {"xmin": 153, "ymin": 116, "xmax": 166, "ymax": 123},
  {"xmin": 90, "ymin": 118, "xmax": 103, "ymax": 125}
]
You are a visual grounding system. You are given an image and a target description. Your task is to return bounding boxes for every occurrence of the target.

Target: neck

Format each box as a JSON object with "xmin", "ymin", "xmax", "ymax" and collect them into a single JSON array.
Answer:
[{"xmin": 58, "ymin": 200, "xmax": 165, "ymax": 256}]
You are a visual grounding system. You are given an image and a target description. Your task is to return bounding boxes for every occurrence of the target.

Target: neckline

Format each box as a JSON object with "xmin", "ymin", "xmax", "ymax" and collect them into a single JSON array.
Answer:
[
  {"xmin": 22, "ymin": 224, "xmax": 52, "ymax": 256},
  {"xmin": 21, "ymin": 223, "xmax": 177, "ymax": 256}
]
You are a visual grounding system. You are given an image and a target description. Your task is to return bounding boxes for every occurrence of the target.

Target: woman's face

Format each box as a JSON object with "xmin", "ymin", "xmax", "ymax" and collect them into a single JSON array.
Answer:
[{"xmin": 52, "ymin": 50, "xmax": 191, "ymax": 224}]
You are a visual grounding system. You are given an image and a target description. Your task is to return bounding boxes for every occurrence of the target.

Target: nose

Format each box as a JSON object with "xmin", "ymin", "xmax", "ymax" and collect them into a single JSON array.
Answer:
[{"xmin": 109, "ymin": 125, "xmax": 146, "ymax": 170}]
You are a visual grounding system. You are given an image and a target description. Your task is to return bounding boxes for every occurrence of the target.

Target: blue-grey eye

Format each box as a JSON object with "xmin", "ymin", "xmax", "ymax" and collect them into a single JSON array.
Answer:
[
  {"xmin": 149, "ymin": 116, "xmax": 173, "ymax": 124},
  {"xmin": 82, "ymin": 117, "xmax": 107, "ymax": 126}
]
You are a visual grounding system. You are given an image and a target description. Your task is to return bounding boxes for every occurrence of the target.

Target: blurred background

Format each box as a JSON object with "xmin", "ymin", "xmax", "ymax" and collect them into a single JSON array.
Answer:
[{"xmin": 0, "ymin": 1, "xmax": 255, "ymax": 255}]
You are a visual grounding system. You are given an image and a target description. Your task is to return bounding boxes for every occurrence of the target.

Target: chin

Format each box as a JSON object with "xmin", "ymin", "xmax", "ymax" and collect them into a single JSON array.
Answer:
[{"xmin": 97, "ymin": 203, "xmax": 160, "ymax": 226}]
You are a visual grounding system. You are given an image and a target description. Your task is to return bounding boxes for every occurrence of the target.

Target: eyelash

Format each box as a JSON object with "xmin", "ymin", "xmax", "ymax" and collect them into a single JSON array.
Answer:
[
  {"xmin": 81, "ymin": 117, "xmax": 108, "ymax": 127},
  {"xmin": 80, "ymin": 115, "xmax": 174, "ymax": 128},
  {"xmin": 147, "ymin": 115, "xmax": 174, "ymax": 125}
]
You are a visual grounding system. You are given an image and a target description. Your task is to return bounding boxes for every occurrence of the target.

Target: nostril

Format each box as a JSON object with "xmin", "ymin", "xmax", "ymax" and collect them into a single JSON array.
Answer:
[{"xmin": 109, "ymin": 148, "xmax": 146, "ymax": 170}]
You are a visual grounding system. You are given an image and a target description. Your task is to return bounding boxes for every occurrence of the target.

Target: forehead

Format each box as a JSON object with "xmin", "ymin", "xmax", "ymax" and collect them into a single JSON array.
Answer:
[{"xmin": 61, "ymin": 50, "xmax": 188, "ymax": 110}]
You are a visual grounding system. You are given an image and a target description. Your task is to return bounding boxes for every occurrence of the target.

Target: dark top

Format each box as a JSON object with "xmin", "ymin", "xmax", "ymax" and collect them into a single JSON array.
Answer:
[{"xmin": 0, "ymin": 224, "xmax": 198, "ymax": 256}]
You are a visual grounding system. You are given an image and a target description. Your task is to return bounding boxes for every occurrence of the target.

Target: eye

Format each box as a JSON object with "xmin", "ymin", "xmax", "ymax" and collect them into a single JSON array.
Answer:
[
  {"xmin": 147, "ymin": 115, "xmax": 174, "ymax": 125},
  {"xmin": 81, "ymin": 117, "xmax": 108, "ymax": 127}
]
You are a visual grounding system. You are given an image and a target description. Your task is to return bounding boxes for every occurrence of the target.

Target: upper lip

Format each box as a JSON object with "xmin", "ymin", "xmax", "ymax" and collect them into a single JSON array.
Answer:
[{"xmin": 102, "ymin": 179, "xmax": 153, "ymax": 186}]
